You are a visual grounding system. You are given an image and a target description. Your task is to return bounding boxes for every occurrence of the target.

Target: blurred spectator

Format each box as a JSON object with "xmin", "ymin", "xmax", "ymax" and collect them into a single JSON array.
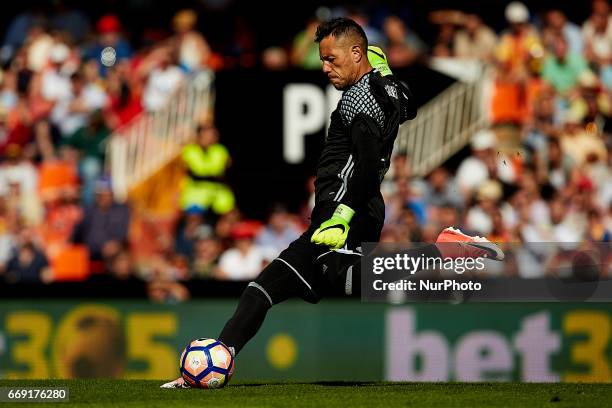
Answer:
[
  {"xmin": 422, "ymin": 167, "xmax": 462, "ymax": 209},
  {"xmin": 105, "ymin": 66, "xmax": 143, "ymax": 129},
  {"xmin": 216, "ymin": 221, "xmax": 272, "ymax": 280},
  {"xmin": 147, "ymin": 278, "xmax": 190, "ymax": 303},
  {"xmin": 0, "ymin": 69, "xmax": 18, "ymax": 113},
  {"xmin": 4, "ymin": 230, "xmax": 51, "ymax": 283},
  {"xmin": 541, "ymin": 36, "xmax": 588, "ymax": 95},
  {"xmin": 71, "ymin": 177, "xmax": 130, "ymax": 262},
  {"xmin": 51, "ymin": 71, "xmax": 108, "ymax": 138},
  {"xmin": 26, "ymin": 72, "xmax": 54, "ymax": 126},
  {"xmin": 582, "ymin": 0, "xmax": 612, "ymax": 70},
  {"xmin": 432, "ymin": 22, "xmax": 455, "ymax": 57},
  {"xmin": 37, "ymin": 146, "xmax": 79, "ymax": 202},
  {"xmin": 568, "ymin": 70, "xmax": 612, "ymax": 124},
  {"xmin": 0, "ymin": 144, "xmax": 42, "ymax": 226},
  {"xmin": 559, "ymin": 111, "xmax": 607, "ymax": 165},
  {"xmin": 495, "ymin": 2, "xmax": 542, "ymax": 77},
  {"xmin": 83, "ymin": 15, "xmax": 133, "ymax": 76},
  {"xmin": 1, "ymin": 8, "xmax": 44, "ymax": 63},
  {"xmin": 38, "ymin": 193, "xmax": 83, "ymax": 260},
  {"xmin": 0, "ymin": 144, "xmax": 38, "ymax": 199},
  {"xmin": 61, "ymin": 111, "xmax": 110, "ymax": 204},
  {"xmin": 587, "ymin": 208, "xmax": 611, "ymax": 241},
  {"xmin": 453, "ymin": 14, "xmax": 498, "ymax": 60},
  {"xmin": 262, "ymin": 47, "xmax": 289, "ymax": 71},
  {"xmin": 175, "ymin": 207, "xmax": 210, "ymax": 257},
  {"xmin": 1, "ymin": 79, "xmax": 35, "ymax": 155},
  {"xmin": 523, "ymin": 83, "xmax": 557, "ymax": 156},
  {"xmin": 384, "ymin": 176, "xmax": 427, "ymax": 228},
  {"xmin": 550, "ymin": 194, "xmax": 586, "ymax": 243},
  {"xmin": 491, "ymin": 2, "xmax": 543, "ymax": 125},
  {"xmin": 191, "ymin": 234, "xmax": 222, "ymax": 279},
  {"xmin": 0, "ymin": 196, "xmax": 18, "ymax": 270},
  {"xmin": 41, "ymin": 42, "xmax": 73, "ymax": 103},
  {"xmin": 347, "ymin": 8, "xmax": 385, "ymax": 46},
  {"xmin": 107, "ymin": 250, "xmax": 137, "ymax": 281},
  {"xmin": 381, "ymin": 152, "xmax": 410, "ymax": 194},
  {"xmin": 395, "ymin": 206, "xmax": 423, "ymax": 242},
  {"xmin": 438, "ymin": 203, "xmax": 462, "ymax": 229},
  {"xmin": 255, "ymin": 205, "xmax": 302, "ymax": 257},
  {"xmin": 291, "ymin": 18, "xmax": 322, "ymax": 69},
  {"xmin": 488, "ymin": 208, "xmax": 514, "ymax": 243},
  {"xmin": 455, "ymin": 129, "xmax": 516, "ymax": 198},
  {"xmin": 172, "ymin": 9, "xmax": 212, "ymax": 73},
  {"xmin": 428, "ymin": 10, "xmax": 461, "ymax": 57},
  {"xmin": 50, "ymin": 0, "xmax": 91, "ymax": 44},
  {"xmin": 180, "ymin": 124, "xmax": 235, "ymax": 217},
  {"xmin": 383, "ymin": 15, "xmax": 425, "ymax": 67},
  {"xmin": 141, "ymin": 46, "xmax": 184, "ymax": 111},
  {"xmin": 542, "ymin": 9, "xmax": 583, "ymax": 56},
  {"xmin": 541, "ymin": 137, "xmax": 574, "ymax": 190},
  {"xmin": 466, "ymin": 179, "xmax": 503, "ymax": 235},
  {"xmin": 215, "ymin": 208, "xmax": 241, "ymax": 245},
  {"xmin": 24, "ymin": 23, "xmax": 55, "ymax": 74}
]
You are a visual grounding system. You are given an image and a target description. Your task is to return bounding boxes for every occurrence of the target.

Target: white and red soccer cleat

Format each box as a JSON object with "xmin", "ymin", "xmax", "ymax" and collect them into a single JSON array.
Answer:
[
  {"xmin": 160, "ymin": 377, "xmax": 190, "ymax": 389},
  {"xmin": 436, "ymin": 227, "xmax": 504, "ymax": 261}
]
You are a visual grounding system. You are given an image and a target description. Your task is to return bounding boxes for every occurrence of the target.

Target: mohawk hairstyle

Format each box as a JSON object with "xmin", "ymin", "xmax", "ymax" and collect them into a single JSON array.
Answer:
[{"xmin": 314, "ymin": 17, "xmax": 368, "ymax": 50}]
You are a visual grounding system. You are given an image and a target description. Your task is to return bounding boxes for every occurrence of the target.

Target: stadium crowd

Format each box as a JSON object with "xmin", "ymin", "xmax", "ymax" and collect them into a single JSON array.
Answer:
[{"xmin": 0, "ymin": 1, "xmax": 610, "ymax": 290}]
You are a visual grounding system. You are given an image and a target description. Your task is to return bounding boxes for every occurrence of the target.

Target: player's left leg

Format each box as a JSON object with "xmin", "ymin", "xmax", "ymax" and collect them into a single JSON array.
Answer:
[
  {"xmin": 217, "ymin": 202, "xmax": 340, "ymax": 357},
  {"xmin": 161, "ymin": 239, "xmax": 319, "ymax": 389}
]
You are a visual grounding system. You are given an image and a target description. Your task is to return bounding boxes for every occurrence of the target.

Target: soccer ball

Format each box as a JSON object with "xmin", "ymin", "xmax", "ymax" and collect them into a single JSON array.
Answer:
[{"xmin": 180, "ymin": 338, "xmax": 235, "ymax": 389}]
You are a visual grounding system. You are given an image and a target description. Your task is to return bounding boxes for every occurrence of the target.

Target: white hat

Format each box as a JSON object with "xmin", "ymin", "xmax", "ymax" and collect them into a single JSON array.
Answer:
[
  {"xmin": 50, "ymin": 43, "xmax": 70, "ymax": 63},
  {"xmin": 471, "ymin": 129, "xmax": 496, "ymax": 150},
  {"xmin": 505, "ymin": 2, "xmax": 529, "ymax": 24}
]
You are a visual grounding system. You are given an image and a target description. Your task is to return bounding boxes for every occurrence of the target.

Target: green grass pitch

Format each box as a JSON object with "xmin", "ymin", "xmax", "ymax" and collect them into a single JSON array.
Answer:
[{"xmin": 0, "ymin": 380, "xmax": 610, "ymax": 407}]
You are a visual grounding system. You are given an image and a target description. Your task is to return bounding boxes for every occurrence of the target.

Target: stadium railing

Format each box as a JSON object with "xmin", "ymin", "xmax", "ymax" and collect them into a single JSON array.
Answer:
[
  {"xmin": 395, "ymin": 62, "xmax": 492, "ymax": 176},
  {"xmin": 106, "ymin": 70, "xmax": 215, "ymax": 202}
]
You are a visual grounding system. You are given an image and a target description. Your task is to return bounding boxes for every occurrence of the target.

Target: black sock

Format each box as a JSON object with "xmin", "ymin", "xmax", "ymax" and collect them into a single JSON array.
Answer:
[{"xmin": 218, "ymin": 285, "xmax": 271, "ymax": 355}]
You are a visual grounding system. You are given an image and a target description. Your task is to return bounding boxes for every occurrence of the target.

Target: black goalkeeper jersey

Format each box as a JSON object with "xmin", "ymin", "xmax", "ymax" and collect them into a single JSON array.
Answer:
[{"xmin": 314, "ymin": 69, "xmax": 416, "ymax": 216}]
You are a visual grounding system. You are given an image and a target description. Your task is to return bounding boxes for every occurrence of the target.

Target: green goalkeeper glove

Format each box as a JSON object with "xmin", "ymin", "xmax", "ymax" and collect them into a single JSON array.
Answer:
[
  {"xmin": 367, "ymin": 45, "xmax": 392, "ymax": 77},
  {"xmin": 311, "ymin": 204, "xmax": 355, "ymax": 249}
]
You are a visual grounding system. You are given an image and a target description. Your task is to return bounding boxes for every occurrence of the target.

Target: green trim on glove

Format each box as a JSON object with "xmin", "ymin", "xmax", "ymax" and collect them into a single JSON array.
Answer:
[
  {"xmin": 367, "ymin": 46, "xmax": 393, "ymax": 77},
  {"xmin": 311, "ymin": 204, "xmax": 355, "ymax": 249},
  {"xmin": 333, "ymin": 204, "xmax": 355, "ymax": 223}
]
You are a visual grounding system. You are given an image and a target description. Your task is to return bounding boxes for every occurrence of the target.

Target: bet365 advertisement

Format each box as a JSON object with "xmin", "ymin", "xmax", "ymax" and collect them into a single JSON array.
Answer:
[{"xmin": 0, "ymin": 301, "xmax": 610, "ymax": 382}]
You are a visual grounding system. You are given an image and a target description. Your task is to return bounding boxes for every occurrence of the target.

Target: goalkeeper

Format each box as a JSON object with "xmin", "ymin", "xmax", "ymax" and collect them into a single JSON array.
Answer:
[
  {"xmin": 164, "ymin": 18, "xmax": 501, "ymax": 387},
  {"xmin": 212, "ymin": 18, "xmax": 418, "ymax": 355}
]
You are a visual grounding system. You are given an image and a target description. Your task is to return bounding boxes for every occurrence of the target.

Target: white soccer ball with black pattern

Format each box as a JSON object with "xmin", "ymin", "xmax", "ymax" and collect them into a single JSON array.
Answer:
[{"xmin": 180, "ymin": 338, "xmax": 234, "ymax": 388}]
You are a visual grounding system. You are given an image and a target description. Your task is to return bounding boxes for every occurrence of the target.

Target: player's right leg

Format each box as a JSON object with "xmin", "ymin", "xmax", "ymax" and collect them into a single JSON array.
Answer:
[
  {"xmin": 436, "ymin": 227, "xmax": 505, "ymax": 260},
  {"xmin": 316, "ymin": 227, "xmax": 505, "ymax": 298}
]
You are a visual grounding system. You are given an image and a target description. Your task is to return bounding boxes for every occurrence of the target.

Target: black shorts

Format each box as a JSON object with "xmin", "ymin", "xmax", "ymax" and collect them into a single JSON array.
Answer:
[{"xmin": 252, "ymin": 200, "xmax": 384, "ymax": 304}]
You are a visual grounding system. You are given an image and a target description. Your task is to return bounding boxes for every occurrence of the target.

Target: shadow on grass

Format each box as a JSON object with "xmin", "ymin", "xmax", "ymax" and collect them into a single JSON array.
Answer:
[{"xmin": 232, "ymin": 381, "xmax": 402, "ymax": 388}]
